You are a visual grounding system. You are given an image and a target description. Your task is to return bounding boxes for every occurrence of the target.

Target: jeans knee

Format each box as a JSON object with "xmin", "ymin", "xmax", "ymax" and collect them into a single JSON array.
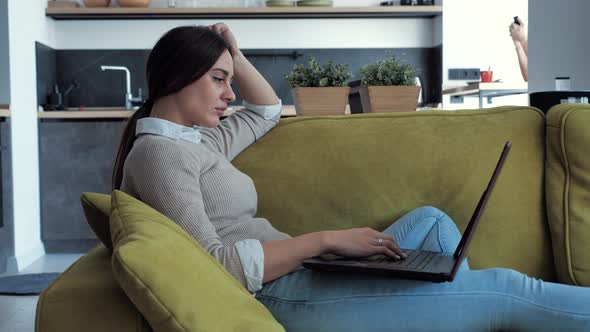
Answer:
[
  {"xmin": 414, "ymin": 206, "xmax": 448, "ymax": 221},
  {"xmin": 492, "ymin": 268, "xmax": 525, "ymax": 282},
  {"xmin": 411, "ymin": 206, "xmax": 459, "ymax": 232}
]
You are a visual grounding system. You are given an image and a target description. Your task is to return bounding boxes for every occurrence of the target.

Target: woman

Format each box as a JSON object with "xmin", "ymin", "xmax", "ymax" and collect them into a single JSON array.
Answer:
[{"xmin": 113, "ymin": 23, "xmax": 590, "ymax": 331}]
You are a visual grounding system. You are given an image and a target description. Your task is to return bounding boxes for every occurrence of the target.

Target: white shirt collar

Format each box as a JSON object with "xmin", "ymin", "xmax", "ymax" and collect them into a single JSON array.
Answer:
[{"xmin": 135, "ymin": 117, "xmax": 202, "ymax": 144}]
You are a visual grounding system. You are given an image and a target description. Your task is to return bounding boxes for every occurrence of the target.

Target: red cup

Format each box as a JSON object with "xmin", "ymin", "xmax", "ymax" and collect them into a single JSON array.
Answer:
[{"xmin": 481, "ymin": 70, "xmax": 493, "ymax": 83}]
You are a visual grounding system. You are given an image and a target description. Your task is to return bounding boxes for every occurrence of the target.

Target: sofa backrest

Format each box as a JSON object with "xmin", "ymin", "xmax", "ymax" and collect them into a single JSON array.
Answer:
[{"xmin": 233, "ymin": 106, "xmax": 556, "ymax": 281}]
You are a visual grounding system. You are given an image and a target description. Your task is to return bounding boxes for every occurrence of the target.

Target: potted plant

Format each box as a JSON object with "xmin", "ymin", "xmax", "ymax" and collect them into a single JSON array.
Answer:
[
  {"xmin": 359, "ymin": 55, "xmax": 420, "ymax": 113},
  {"xmin": 285, "ymin": 56, "xmax": 353, "ymax": 116}
]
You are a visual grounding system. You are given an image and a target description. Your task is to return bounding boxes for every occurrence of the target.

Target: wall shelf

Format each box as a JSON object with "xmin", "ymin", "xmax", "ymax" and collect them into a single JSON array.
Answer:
[{"xmin": 45, "ymin": 6, "xmax": 442, "ymax": 20}]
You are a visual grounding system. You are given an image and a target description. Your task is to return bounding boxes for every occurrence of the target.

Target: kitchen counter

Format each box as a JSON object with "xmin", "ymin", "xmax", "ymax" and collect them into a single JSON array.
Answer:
[
  {"xmin": 39, "ymin": 107, "xmax": 135, "ymax": 119},
  {"xmin": 0, "ymin": 105, "xmax": 10, "ymax": 118},
  {"xmin": 38, "ymin": 105, "xmax": 351, "ymax": 119}
]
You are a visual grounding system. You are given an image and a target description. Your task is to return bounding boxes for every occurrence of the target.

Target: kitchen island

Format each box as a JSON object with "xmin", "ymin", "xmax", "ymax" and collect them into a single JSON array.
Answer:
[{"xmin": 442, "ymin": 82, "xmax": 528, "ymax": 108}]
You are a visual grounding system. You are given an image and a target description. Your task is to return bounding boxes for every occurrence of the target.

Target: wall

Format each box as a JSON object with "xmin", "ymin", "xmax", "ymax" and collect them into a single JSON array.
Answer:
[
  {"xmin": 5, "ymin": 0, "xmax": 55, "ymax": 271},
  {"xmin": 53, "ymin": 19, "xmax": 437, "ymax": 50},
  {"xmin": 0, "ymin": 0, "xmax": 9, "ymax": 104},
  {"xmin": 442, "ymin": 0, "xmax": 528, "ymax": 109},
  {"xmin": 60, "ymin": 0, "xmax": 442, "ymax": 50},
  {"xmin": 528, "ymin": 0, "xmax": 590, "ymax": 92}
]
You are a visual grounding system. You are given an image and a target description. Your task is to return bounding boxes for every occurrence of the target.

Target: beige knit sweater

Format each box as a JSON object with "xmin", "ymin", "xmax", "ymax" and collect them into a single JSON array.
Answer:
[{"xmin": 121, "ymin": 108, "xmax": 291, "ymax": 288}]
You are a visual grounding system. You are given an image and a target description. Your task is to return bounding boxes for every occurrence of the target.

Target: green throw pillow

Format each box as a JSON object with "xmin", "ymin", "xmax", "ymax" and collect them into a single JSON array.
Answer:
[
  {"xmin": 81, "ymin": 192, "xmax": 112, "ymax": 249},
  {"xmin": 109, "ymin": 190, "xmax": 285, "ymax": 332}
]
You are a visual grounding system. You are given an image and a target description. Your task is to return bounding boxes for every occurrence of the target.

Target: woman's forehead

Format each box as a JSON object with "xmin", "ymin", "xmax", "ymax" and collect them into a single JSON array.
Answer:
[{"xmin": 211, "ymin": 51, "xmax": 233, "ymax": 73}]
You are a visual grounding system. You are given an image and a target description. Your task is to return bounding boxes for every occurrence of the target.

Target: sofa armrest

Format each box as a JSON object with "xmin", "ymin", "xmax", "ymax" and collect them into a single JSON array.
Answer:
[
  {"xmin": 35, "ymin": 245, "xmax": 151, "ymax": 332},
  {"xmin": 546, "ymin": 104, "xmax": 590, "ymax": 286}
]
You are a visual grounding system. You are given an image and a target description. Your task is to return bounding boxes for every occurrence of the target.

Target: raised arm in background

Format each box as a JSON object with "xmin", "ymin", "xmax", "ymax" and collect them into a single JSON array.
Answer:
[{"xmin": 510, "ymin": 17, "xmax": 528, "ymax": 82}]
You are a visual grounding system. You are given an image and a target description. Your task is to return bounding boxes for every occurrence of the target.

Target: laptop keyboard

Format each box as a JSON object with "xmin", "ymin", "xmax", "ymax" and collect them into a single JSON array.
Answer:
[{"xmin": 366, "ymin": 250, "xmax": 437, "ymax": 271}]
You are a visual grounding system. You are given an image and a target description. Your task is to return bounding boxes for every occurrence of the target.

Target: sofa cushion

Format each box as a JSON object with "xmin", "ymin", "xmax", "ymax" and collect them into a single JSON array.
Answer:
[
  {"xmin": 109, "ymin": 190, "xmax": 284, "ymax": 332},
  {"xmin": 35, "ymin": 245, "xmax": 152, "ymax": 332},
  {"xmin": 546, "ymin": 104, "xmax": 590, "ymax": 286},
  {"xmin": 233, "ymin": 107, "xmax": 556, "ymax": 280},
  {"xmin": 81, "ymin": 192, "xmax": 112, "ymax": 249}
]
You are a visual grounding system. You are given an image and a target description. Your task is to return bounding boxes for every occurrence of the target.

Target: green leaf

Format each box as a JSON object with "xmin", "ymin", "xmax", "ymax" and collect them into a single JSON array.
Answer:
[
  {"xmin": 285, "ymin": 56, "xmax": 353, "ymax": 88},
  {"xmin": 360, "ymin": 55, "xmax": 417, "ymax": 86}
]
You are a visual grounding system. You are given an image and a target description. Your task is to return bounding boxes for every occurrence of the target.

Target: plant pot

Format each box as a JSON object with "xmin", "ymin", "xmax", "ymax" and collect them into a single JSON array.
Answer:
[
  {"xmin": 292, "ymin": 87, "xmax": 350, "ymax": 116},
  {"xmin": 117, "ymin": 0, "xmax": 151, "ymax": 7},
  {"xmin": 359, "ymin": 86, "xmax": 420, "ymax": 113},
  {"xmin": 83, "ymin": 0, "xmax": 111, "ymax": 7}
]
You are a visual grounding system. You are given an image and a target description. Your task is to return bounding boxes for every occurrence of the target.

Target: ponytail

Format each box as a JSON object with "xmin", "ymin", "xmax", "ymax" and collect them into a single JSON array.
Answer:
[{"xmin": 111, "ymin": 99, "xmax": 154, "ymax": 190}]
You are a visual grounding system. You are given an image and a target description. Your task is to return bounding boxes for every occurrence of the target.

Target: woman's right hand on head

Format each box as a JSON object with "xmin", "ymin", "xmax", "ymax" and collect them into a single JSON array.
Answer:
[
  {"xmin": 208, "ymin": 22, "xmax": 239, "ymax": 55},
  {"xmin": 322, "ymin": 228, "xmax": 407, "ymax": 260}
]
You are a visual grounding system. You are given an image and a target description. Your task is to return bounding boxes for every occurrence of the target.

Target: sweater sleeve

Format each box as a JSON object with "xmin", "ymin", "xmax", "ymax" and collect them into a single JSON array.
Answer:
[
  {"xmin": 199, "ymin": 99, "xmax": 282, "ymax": 160},
  {"xmin": 123, "ymin": 138, "xmax": 252, "ymax": 289}
]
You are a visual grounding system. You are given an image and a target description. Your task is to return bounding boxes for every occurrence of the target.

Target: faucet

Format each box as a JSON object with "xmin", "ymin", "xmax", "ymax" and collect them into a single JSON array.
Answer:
[{"xmin": 100, "ymin": 65, "xmax": 143, "ymax": 110}]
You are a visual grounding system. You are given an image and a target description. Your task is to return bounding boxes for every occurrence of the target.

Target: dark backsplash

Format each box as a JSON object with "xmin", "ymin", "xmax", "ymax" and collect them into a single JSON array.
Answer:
[
  {"xmin": 36, "ymin": 43, "xmax": 442, "ymax": 110},
  {"xmin": 36, "ymin": 42, "xmax": 57, "ymax": 109}
]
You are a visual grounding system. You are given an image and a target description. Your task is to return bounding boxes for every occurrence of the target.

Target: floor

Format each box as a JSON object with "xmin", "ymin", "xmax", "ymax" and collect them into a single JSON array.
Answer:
[{"xmin": 0, "ymin": 254, "xmax": 83, "ymax": 332}]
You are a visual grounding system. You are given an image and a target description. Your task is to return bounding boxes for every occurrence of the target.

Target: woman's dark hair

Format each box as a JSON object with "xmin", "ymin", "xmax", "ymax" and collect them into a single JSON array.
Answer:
[{"xmin": 112, "ymin": 25, "xmax": 231, "ymax": 190}]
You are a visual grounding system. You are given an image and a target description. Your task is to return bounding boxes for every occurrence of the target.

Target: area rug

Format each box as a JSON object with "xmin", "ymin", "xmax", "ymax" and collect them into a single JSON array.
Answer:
[{"xmin": 0, "ymin": 273, "xmax": 61, "ymax": 295}]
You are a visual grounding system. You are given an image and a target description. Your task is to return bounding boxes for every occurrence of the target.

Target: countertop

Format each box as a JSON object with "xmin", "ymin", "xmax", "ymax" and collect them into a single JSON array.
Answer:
[
  {"xmin": 38, "ymin": 105, "xmax": 351, "ymax": 119},
  {"xmin": 0, "ymin": 104, "xmax": 10, "ymax": 118}
]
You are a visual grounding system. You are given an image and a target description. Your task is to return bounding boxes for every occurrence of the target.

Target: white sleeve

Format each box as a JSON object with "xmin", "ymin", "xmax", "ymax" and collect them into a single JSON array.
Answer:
[
  {"xmin": 242, "ymin": 99, "xmax": 282, "ymax": 120},
  {"xmin": 234, "ymin": 239, "xmax": 265, "ymax": 293}
]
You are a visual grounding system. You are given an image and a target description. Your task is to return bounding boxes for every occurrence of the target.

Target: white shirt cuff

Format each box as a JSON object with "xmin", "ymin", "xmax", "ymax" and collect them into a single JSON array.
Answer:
[
  {"xmin": 242, "ymin": 99, "xmax": 282, "ymax": 120},
  {"xmin": 234, "ymin": 239, "xmax": 265, "ymax": 293}
]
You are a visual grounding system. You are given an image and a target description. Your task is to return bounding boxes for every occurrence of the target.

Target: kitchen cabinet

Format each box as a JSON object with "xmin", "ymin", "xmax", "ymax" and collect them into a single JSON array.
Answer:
[
  {"xmin": 0, "ymin": 114, "xmax": 11, "ymax": 272},
  {"xmin": 39, "ymin": 119, "xmax": 125, "ymax": 252},
  {"xmin": 0, "ymin": 108, "xmax": 10, "ymax": 230}
]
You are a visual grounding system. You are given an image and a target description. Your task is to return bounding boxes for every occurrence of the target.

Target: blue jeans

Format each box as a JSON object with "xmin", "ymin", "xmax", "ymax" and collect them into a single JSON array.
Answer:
[{"xmin": 255, "ymin": 207, "xmax": 590, "ymax": 331}]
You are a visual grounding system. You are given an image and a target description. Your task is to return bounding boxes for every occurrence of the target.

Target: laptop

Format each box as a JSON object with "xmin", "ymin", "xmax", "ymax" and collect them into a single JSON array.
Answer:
[{"xmin": 302, "ymin": 141, "xmax": 512, "ymax": 283}]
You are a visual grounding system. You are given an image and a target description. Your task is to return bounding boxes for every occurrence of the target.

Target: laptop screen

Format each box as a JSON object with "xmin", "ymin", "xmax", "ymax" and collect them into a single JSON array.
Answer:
[{"xmin": 449, "ymin": 141, "xmax": 511, "ymax": 280}]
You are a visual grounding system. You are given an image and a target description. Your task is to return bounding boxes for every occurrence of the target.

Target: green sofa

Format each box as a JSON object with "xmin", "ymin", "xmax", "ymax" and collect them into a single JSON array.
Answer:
[{"xmin": 35, "ymin": 104, "xmax": 590, "ymax": 331}]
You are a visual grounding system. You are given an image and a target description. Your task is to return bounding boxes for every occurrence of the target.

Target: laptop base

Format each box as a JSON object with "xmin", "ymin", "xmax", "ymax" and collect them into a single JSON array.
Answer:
[{"xmin": 303, "ymin": 257, "xmax": 452, "ymax": 283}]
